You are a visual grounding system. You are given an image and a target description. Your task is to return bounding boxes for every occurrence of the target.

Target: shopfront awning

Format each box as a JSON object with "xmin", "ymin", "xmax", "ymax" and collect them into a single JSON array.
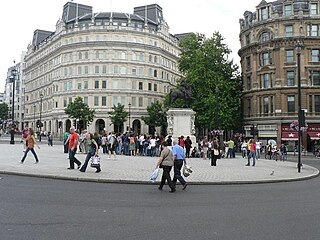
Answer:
[
  {"xmin": 308, "ymin": 132, "xmax": 320, "ymax": 140},
  {"xmin": 281, "ymin": 132, "xmax": 298, "ymax": 141}
]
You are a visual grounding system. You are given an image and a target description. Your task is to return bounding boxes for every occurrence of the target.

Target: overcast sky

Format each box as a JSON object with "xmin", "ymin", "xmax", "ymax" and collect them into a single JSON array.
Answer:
[{"xmin": 0, "ymin": 0, "xmax": 258, "ymax": 92}]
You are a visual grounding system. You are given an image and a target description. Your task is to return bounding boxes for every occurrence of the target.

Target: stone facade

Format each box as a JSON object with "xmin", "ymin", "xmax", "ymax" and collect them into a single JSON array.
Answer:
[
  {"xmin": 239, "ymin": 0, "xmax": 320, "ymax": 150},
  {"xmin": 23, "ymin": 2, "xmax": 181, "ymax": 138}
]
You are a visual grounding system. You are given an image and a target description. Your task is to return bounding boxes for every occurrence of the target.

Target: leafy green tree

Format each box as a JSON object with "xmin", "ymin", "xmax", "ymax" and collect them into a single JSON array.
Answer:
[
  {"xmin": 0, "ymin": 103, "xmax": 9, "ymax": 119},
  {"xmin": 65, "ymin": 97, "xmax": 95, "ymax": 130},
  {"xmin": 170, "ymin": 32, "xmax": 242, "ymax": 133},
  {"xmin": 142, "ymin": 101, "xmax": 167, "ymax": 136},
  {"xmin": 108, "ymin": 103, "xmax": 128, "ymax": 133}
]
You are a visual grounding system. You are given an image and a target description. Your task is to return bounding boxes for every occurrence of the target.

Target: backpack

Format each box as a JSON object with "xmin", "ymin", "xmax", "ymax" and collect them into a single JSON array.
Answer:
[
  {"xmin": 96, "ymin": 137, "xmax": 102, "ymax": 148},
  {"xmin": 113, "ymin": 136, "xmax": 119, "ymax": 146}
]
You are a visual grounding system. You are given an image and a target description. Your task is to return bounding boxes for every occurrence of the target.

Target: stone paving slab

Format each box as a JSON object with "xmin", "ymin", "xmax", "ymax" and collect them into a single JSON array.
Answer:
[{"xmin": 0, "ymin": 142, "xmax": 319, "ymax": 184}]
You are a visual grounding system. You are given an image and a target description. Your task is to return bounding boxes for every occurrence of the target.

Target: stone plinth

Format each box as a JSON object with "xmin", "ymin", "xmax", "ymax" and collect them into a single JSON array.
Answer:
[{"xmin": 167, "ymin": 108, "xmax": 196, "ymax": 145}]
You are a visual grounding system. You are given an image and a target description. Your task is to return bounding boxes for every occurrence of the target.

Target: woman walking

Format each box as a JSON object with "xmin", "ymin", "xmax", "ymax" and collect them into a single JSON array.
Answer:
[
  {"xmin": 156, "ymin": 142, "xmax": 175, "ymax": 193},
  {"xmin": 211, "ymin": 138, "xmax": 220, "ymax": 166},
  {"xmin": 20, "ymin": 128, "xmax": 40, "ymax": 164},
  {"xmin": 79, "ymin": 133, "xmax": 101, "ymax": 173}
]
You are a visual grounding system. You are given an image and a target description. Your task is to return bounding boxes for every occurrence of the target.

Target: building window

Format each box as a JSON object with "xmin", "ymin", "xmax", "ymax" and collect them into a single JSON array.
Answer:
[
  {"xmin": 95, "ymin": 66, "xmax": 99, "ymax": 74},
  {"xmin": 311, "ymin": 3, "xmax": 318, "ymax": 15},
  {"xmin": 132, "ymin": 68, "xmax": 137, "ymax": 75},
  {"xmin": 154, "ymin": 84, "xmax": 158, "ymax": 92},
  {"xmin": 308, "ymin": 24, "xmax": 319, "ymax": 37},
  {"xmin": 78, "ymin": 52, "xmax": 82, "ymax": 60},
  {"xmin": 78, "ymin": 66, "xmax": 82, "ymax": 75},
  {"xmin": 247, "ymin": 76, "xmax": 252, "ymax": 90},
  {"xmin": 132, "ymin": 52, "xmax": 137, "ymax": 61},
  {"xmin": 270, "ymin": 96, "xmax": 274, "ymax": 113},
  {"xmin": 121, "ymin": 79, "xmax": 126, "ymax": 89},
  {"xmin": 246, "ymin": 56, "xmax": 251, "ymax": 70},
  {"xmin": 63, "ymin": 99, "xmax": 67, "ymax": 107},
  {"xmin": 114, "ymin": 66, "xmax": 119, "ymax": 74},
  {"xmin": 284, "ymin": 5, "xmax": 292, "ymax": 16},
  {"xmin": 139, "ymin": 52, "xmax": 144, "ymax": 61},
  {"xmin": 113, "ymin": 96, "xmax": 118, "ymax": 106},
  {"xmin": 287, "ymin": 95, "xmax": 295, "ymax": 112},
  {"xmin": 114, "ymin": 52, "xmax": 118, "ymax": 59},
  {"xmin": 83, "ymin": 97, "xmax": 88, "ymax": 105},
  {"xmin": 94, "ymin": 96, "xmax": 99, "ymax": 106},
  {"xmin": 84, "ymin": 81, "xmax": 88, "ymax": 89},
  {"xmin": 121, "ymin": 67, "xmax": 126, "ymax": 75},
  {"xmin": 311, "ymin": 71, "xmax": 320, "ymax": 85},
  {"xmin": 287, "ymin": 71, "xmax": 295, "ymax": 86},
  {"xmin": 85, "ymin": 52, "xmax": 89, "ymax": 60},
  {"xmin": 132, "ymin": 97, "xmax": 136, "ymax": 107},
  {"xmin": 148, "ymin": 83, "xmax": 152, "ymax": 91},
  {"xmin": 260, "ymin": 32, "xmax": 270, "ymax": 42},
  {"xmin": 121, "ymin": 52, "xmax": 126, "ymax": 60},
  {"xmin": 263, "ymin": 73, "xmax": 270, "ymax": 89},
  {"xmin": 263, "ymin": 96, "xmax": 269, "ymax": 114},
  {"xmin": 132, "ymin": 80, "xmax": 136, "ymax": 90},
  {"xmin": 139, "ymin": 82, "xmax": 143, "ymax": 90},
  {"xmin": 96, "ymin": 51, "xmax": 99, "ymax": 59},
  {"xmin": 94, "ymin": 80, "xmax": 99, "ymax": 89},
  {"xmin": 285, "ymin": 25, "xmax": 293, "ymax": 37},
  {"xmin": 154, "ymin": 70, "xmax": 157, "ymax": 78},
  {"xmin": 315, "ymin": 95, "xmax": 320, "ymax": 112},
  {"xmin": 102, "ymin": 65, "xmax": 107, "ymax": 74},
  {"xmin": 77, "ymin": 82, "xmax": 82, "ymax": 90},
  {"xmin": 121, "ymin": 96, "xmax": 126, "ymax": 105},
  {"xmin": 102, "ymin": 80, "xmax": 106, "ymax": 89},
  {"xmin": 138, "ymin": 97, "xmax": 143, "ymax": 107},
  {"xmin": 311, "ymin": 49, "xmax": 320, "ymax": 62},
  {"xmin": 260, "ymin": 51, "xmax": 273, "ymax": 66},
  {"xmin": 261, "ymin": 7, "xmax": 268, "ymax": 20},
  {"xmin": 102, "ymin": 96, "xmax": 107, "ymax": 106},
  {"xmin": 64, "ymin": 82, "xmax": 67, "ymax": 91},
  {"xmin": 309, "ymin": 95, "xmax": 313, "ymax": 113},
  {"xmin": 247, "ymin": 98, "xmax": 251, "ymax": 117},
  {"xmin": 286, "ymin": 50, "xmax": 294, "ymax": 63}
]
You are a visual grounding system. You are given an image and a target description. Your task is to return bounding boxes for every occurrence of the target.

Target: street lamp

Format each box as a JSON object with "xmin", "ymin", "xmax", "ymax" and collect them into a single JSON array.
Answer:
[
  {"xmin": 9, "ymin": 63, "xmax": 17, "ymax": 144},
  {"xmin": 128, "ymin": 103, "xmax": 131, "ymax": 132},
  {"xmin": 296, "ymin": 40, "xmax": 303, "ymax": 173},
  {"xmin": 33, "ymin": 104, "xmax": 36, "ymax": 129},
  {"xmin": 39, "ymin": 93, "xmax": 43, "ymax": 142}
]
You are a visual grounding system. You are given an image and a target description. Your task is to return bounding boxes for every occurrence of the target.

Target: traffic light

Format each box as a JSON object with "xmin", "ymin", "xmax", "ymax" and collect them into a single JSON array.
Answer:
[{"xmin": 36, "ymin": 120, "xmax": 43, "ymax": 128}]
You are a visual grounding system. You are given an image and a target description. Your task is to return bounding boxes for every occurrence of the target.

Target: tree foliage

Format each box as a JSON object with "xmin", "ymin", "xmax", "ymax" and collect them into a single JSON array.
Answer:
[
  {"xmin": 108, "ymin": 103, "xmax": 128, "ymax": 133},
  {"xmin": 142, "ymin": 101, "xmax": 167, "ymax": 136},
  {"xmin": 0, "ymin": 103, "xmax": 9, "ymax": 119},
  {"xmin": 65, "ymin": 97, "xmax": 95, "ymax": 129},
  {"xmin": 170, "ymin": 32, "xmax": 242, "ymax": 131}
]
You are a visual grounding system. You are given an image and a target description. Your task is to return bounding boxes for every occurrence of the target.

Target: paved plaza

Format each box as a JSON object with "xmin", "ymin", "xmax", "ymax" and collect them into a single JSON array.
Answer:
[{"xmin": 0, "ymin": 137, "xmax": 319, "ymax": 184}]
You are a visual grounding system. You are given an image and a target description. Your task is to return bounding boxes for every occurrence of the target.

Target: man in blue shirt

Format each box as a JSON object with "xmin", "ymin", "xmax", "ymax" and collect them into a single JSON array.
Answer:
[{"xmin": 172, "ymin": 140, "xmax": 188, "ymax": 190}]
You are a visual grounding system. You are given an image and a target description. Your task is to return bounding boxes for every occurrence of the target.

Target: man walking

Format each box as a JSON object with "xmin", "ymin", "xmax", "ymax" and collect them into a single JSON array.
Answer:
[
  {"xmin": 172, "ymin": 140, "xmax": 188, "ymax": 190},
  {"xmin": 68, "ymin": 127, "xmax": 81, "ymax": 169}
]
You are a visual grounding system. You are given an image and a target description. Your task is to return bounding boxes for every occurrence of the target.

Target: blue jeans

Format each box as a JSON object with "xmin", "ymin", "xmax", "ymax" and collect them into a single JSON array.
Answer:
[
  {"xmin": 247, "ymin": 151, "xmax": 256, "ymax": 166},
  {"xmin": 172, "ymin": 160, "xmax": 186, "ymax": 186}
]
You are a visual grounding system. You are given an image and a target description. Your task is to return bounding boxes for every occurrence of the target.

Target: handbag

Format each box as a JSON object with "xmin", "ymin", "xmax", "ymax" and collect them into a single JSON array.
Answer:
[
  {"xmin": 150, "ymin": 167, "xmax": 160, "ymax": 183},
  {"xmin": 90, "ymin": 155, "xmax": 100, "ymax": 168},
  {"xmin": 183, "ymin": 165, "xmax": 193, "ymax": 177}
]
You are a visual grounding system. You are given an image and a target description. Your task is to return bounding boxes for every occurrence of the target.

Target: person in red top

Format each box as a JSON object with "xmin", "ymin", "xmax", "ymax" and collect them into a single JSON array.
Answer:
[
  {"xmin": 68, "ymin": 127, "xmax": 82, "ymax": 169},
  {"xmin": 179, "ymin": 136, "xmax": 185, "ymax": 148},
  {"xmin": 246, "ymin": 139, "xmax": 257, "ymax": 166}
]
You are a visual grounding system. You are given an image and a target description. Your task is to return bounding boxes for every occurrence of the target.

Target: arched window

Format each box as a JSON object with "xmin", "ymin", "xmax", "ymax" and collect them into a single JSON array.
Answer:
[{"xmin": 260, "ymin": 31, "xmax": 272, "ymax": 43}]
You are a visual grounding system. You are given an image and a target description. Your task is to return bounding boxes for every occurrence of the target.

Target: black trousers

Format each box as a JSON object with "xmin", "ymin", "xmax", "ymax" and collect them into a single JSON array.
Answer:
[
  {"xmin": 186, "ymin": 147, "xmax": 191, "ymax": 158},
  {"xmin": 172, "ymin": 160, "xmax": 186, "ymax": 186},
  {"xmin": 159, "ymin": 166, "xmax": 175, "ymax": 190},
  {"xmin": 68, "ymin": 148, "xmax": 81, "ymax": 169},
  {"xmin": 80, "ymin": 151, "xmax": 101, "ymax": 172}
]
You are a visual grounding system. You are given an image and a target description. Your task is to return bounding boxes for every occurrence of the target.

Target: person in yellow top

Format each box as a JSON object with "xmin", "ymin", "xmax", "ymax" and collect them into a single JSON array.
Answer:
[{"xmin": 20, "ymin": 128, "xmax": 40, "ymax": 164}]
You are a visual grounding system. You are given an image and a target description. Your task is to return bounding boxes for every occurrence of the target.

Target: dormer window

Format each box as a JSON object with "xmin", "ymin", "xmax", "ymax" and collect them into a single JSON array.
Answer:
[{"xmin": 261, "ymin": 7, "xmax": 268, "ymax": 20}]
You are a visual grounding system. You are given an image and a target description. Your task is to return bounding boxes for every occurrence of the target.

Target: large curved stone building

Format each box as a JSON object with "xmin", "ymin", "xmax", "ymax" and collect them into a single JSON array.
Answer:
[
  {"xmin": 239, "ymin": 0, "xmax": 320, "ymax": 151},
  {"xmin": 23, "ymin": 2, "xmax": 181, "ymax": 137}
]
